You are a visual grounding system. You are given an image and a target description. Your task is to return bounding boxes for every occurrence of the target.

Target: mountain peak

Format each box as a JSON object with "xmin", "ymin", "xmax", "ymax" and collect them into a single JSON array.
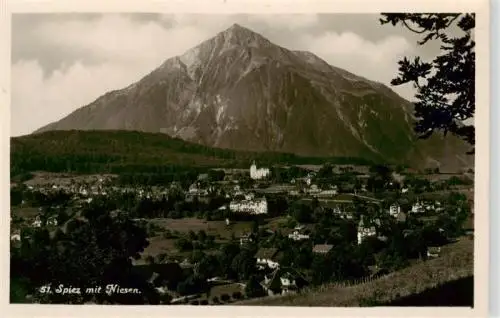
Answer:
[
  {"xmin": 224, "ymin": 23, "xmax": 252, "ymax": 34},
  {"xmin": 215, "ymin": 23, "xmax": 271, "ymax": 48},
  {"xmin": 228, "ymin": 23, "xmax": 245, "ymax": 30}
]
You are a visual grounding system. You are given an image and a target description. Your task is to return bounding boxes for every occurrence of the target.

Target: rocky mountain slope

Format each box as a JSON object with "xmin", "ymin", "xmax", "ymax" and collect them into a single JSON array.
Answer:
[{"xmin": 34, "ymin": 24, "xmax": 473, "ymax": 171}]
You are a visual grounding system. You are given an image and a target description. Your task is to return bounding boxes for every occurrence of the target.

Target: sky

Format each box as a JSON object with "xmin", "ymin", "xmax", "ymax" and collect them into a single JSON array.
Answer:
[{"xmin": 11, "ymin": 13, "xmax": 450, "ymax": 137}]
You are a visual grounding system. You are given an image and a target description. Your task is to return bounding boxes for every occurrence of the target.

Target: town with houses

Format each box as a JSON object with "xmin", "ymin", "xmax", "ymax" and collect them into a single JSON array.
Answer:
[{"xmin": 10, "ymin": 160, "xmax": 474, "ymax": 305}]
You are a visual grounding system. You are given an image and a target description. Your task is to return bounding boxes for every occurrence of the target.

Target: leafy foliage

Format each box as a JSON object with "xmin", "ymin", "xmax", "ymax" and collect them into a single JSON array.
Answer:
[
  {"xmin": 245, "ymin": 275, "xmax": 266, "ymax": 298},
  {"xmin": 10, "ymin": 201, "xmax": 158, "ymax": 304},
  {"xmin": 380, "ymin": 13, "xmax": 475, "ymax": 151}
]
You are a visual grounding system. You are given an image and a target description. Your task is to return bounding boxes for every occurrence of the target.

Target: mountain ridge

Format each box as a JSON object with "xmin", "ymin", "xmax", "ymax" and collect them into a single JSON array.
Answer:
[{"xmin": 33, "ymin": 23, "xmax": 473, "ymax": 171}]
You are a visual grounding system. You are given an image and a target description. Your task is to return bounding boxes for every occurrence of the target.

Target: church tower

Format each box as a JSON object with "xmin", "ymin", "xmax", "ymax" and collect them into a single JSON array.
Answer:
[{"xmin": 250, "ymin": 161, "xmax": 257, "ymax": 179}]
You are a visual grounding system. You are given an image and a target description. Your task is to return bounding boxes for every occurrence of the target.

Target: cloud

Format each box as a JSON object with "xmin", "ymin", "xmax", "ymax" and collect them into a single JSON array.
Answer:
[
  {"xmin": 12, "ymin": 59, "xmax": 145, "ymax": 136},
  {"xmin": 12, "ymin": 14, "xmax": 217, "ymax": 136},
  {"xmin": 11, "ymin": 13, "xmax": 419, "ymax": 136},
  {"xmin": 246, "ymin": 14, "xmax": 319, "ymax": 30},
  {"xmin": 32, "ymin": 14, "xmax": 213, "ymax": 65}
]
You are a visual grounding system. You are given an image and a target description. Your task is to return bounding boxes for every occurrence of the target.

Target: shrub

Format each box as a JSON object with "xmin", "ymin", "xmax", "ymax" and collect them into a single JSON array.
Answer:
[
  {"xmin": 220, "ymin": 294, "xmax": 231, "ymax": 302},
  {"xmin": 212, "ymin": 296, "xmax": 220, "ymax": 304},
  {"xmin": 160, "ymin": 293, "xmax": 173, "ymax": 304},
  {"xmin": 245, "ymin": 275, "xmax": 266, "ymax": 298},
  {"xmin": 162, "ymin": 230, "xmax": 175, "ymax": 239},
  {"xmin": 232, "ymin": 291, "xmax": 243, "ymax": 300},
  {"xmin": 190, "ymin": 300, "xmax": 200, "ymax": 305},
  {"xmin": 200, "ymin": 300, "xmax": 209, "ymax": 305},
  {"xmin": 358, "ymin": 295, "xmax": 380, "ymax": 307}
]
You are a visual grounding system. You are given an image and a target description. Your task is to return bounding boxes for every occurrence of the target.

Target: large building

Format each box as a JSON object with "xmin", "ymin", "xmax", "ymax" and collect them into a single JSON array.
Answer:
[
  {"xmin": 229, "ymin": 197, "xmax": 268, "ymax": 214},
  {"xmin": 250, "ymin": 161, "xmax": 270, "ymax": 180}
]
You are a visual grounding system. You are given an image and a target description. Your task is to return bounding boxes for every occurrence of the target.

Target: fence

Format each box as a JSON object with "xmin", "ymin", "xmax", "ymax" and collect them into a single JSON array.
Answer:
[
  {"xmin": 300, "ymin": 271, "xmax": 392, "ymax": 294},
  {"xmin": 238, "ymin": 271, "xmax": 393, "ymax": 305}
]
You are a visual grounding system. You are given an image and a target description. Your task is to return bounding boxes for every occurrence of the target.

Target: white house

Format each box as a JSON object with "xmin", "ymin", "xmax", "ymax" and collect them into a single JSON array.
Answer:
[
  {"xmin": 255, "ymin": 248, "xmax": 280, "ymax": 270},
  {"xmin": 188, "ymin": 183, "xmax": 199, "ymax": 194},
  {"xmin": 188, "ymin": 182, "xmax": 209, "ymax": 196},
  {"xmin": 239, "ymin": 233, "xmax": 253, "ymax": 246},
  {"xmin": 261, "ymin": 268, "xmax": 308, "ymax": 296},
  {"xmin": 305, "ymin": 177, "xmax": 312, "ymax": 186},
  {"xmin": 316, "ymin": 189, "xmax": 338, "ymax": 197},
  {"xmin": 305, "ymin": 172, "xmax": 316, "ymax": 186},
  {"xmin": 308, "ymin": 184, "xmax": 320, "ymax": 194},
  {"xmin": 427, "ymin": 246, "xmax": 441, "ymax": 258},
  {"xmin": 435, "ymin": 201, "xmax": 444, "ymax": 212},
  {"xmin": 250, "ymin": 161, "xmax": 270, "ymax": 180},
  {"xmin": 357, "ymin": 217, "xmax": 378, "ymax": 245},
  {"xmin": 357, "ymin": 226, "xmax": 377, "ymax": 245},
  {"xmin": 411, "ymin": 201, "xmax": 425, "ymax": 214},
  {"xmin": 332, "ymin": 206, "xmax": 343, "ymax": 215},
  {"xmin": 11, "ymin": 229, "xmax": 21, "ymax": 241},
  {"xmin": 389, "ymin": 203, "xmax": 401, "ymax": 217},
  {"xmin": 280, "ymin": 274, "xmax": 294, "ymax": 292},
  {"xmin": 279, "ymin": 271, "xmax": 306, "ymax": 294},
  {"xmin": 47, "ymin": 217, "xmax": 58, "ymax": 226},
  {"xmin": 288, "ymin": 230, "xmax": 310, "ymax": 241},
  {"xmin": 340, "ymin": 212, "xmax": 353, "ymax": 220},
  {"xmin": 32, "ymin": 216, "xmax": 42, "ymax": 228}
]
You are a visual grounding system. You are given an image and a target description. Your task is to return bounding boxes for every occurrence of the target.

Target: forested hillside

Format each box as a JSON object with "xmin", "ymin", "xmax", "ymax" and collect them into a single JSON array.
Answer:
[{"xmin": 11, "ymin": 130, "xmax": 377, "ymax": 176}]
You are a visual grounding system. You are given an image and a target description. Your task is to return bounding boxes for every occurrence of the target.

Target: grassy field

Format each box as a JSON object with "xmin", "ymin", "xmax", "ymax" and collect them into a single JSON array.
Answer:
[
  {"xmin": 148, "ymin": 218, "xmax": 254, "ymax": 239},
  {"xmin": 21, "ymin": 172, "xmax": 116, "ymax": 186},
  {"xmin": 139, "ymin": 236, "xmax": 178, "ymax": 260},
  {"xmin": 236, "ymin": 237, "xmax": 473, "ymax": 306},
  {"xmin": 262, "ymin": 217, "xmax": 290, "ymax": 231},
  {"xmin": 11, "ymin": 207, "xmax": 40, "ymax": 219},
  {"xmin": 137, "ymin": 218, "xmax": 255, "ymax": 261}
]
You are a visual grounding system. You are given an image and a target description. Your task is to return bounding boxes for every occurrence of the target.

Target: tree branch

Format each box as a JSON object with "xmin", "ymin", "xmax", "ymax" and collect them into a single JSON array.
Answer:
[
  {"xmin": 445, "ymin": 15, "xmax": 460, "ymax": 28},
  {"xmin": 402, "ymin": 20, "xmax": 427, "ymax": 34}
]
